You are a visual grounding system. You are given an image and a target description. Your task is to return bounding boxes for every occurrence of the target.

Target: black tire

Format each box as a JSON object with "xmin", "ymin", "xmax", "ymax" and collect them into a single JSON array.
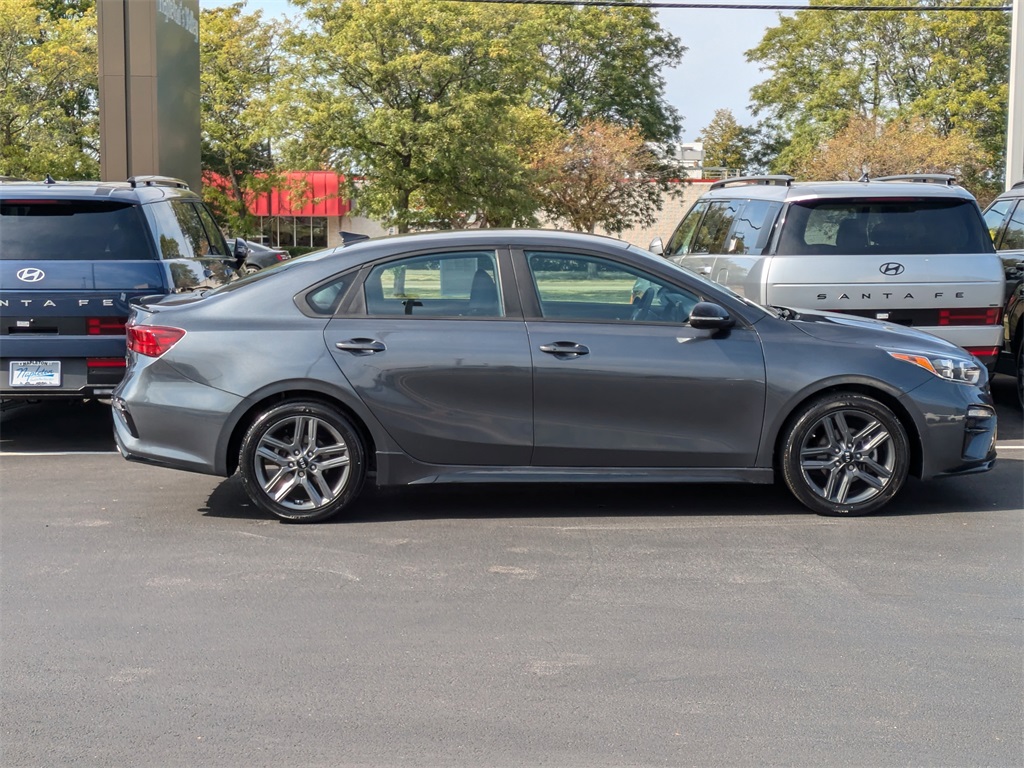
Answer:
[
  {"xmin": 780, "ymin": 392, "xmax": 909, "ymax": 517},
  {"xmin": 240, "ymin": 263, "xmax": 259, "ymax": 276},
  {"xmin": 239, "ymin": 400, "xmax": 366, "ymax": 522},
  {"xmin": 1016, "ymin": 339, "xmax": 1023, "ymax": 410}
]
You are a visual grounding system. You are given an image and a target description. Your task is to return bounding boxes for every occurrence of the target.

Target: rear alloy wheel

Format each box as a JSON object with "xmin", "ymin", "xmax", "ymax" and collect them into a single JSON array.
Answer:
[
  {"xmin": 240, "ymin": 264, "xmax": 259, "ymax": 276},
  {"xmin": 780, "ymin": 393, "xmax": 909, "ymax": 516},
  {"xmin": 239, "ymin": 400, "xmax": 365, "ymax": 522}
]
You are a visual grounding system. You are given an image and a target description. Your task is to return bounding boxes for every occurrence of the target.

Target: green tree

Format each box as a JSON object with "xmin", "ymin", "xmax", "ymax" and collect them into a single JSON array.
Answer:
[
  {"xmin": 0, "ymin": 0, "xmax": 98, "ymax": 179},
  {"xmin": 200, "ymin": 3, "xmax": 280, "ymax": 235},
  {"xmin": 538, "ymin": 5, "xmax": 685, "ymax": 143},
  {"xmin": 531, "ymin": 118, "xmax": 678, "ymax": 235},
  {"xmin": 697, "ymin": 109, "xmax": 754, "ymax": 172},
  {"xmin": 279, "ymin": 0, "xmax": 552, "ymax": 232},
  {"xmin": 746, "ymin": 0, "xmax": 1009, "ymax": 192},
  {"xmin": 795, "ymin": 115, "xmax": 980, "ymax": 182}
]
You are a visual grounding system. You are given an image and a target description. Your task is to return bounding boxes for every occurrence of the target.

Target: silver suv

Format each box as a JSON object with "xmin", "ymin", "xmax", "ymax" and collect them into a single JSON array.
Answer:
[{"xmin": 652, "ymin": 174, "xmax": 1004, "ymax": 370}]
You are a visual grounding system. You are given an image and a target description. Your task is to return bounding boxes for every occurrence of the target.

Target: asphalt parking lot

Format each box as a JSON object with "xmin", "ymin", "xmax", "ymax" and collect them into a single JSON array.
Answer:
[{"xmin": 1, "ymin": 378, "xmax": 1021, "ymax": 767}]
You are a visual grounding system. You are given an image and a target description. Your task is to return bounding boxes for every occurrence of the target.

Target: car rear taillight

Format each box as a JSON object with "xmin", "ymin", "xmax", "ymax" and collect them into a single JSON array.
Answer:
[
  {"xmin": 937, "ymin": 308, "xmax": 1002, "ymax": 326},
  {"xmin": 276, "ymin": 253, "xmax": 287, "ymax": 261},
  {"xmin": 87, "ymin": 358, "xmax": 127, "ymax": 368},
  {"xmin": 127, "ymin": 325, "xmax": 185, "ymax": 357},
  {"xmin": 964, "ymin": 346, "xmax": 1001, "ymax": 362},
  {"xmin": 87, "ymin": 317, "xmax": 128, "ymax": 335}
]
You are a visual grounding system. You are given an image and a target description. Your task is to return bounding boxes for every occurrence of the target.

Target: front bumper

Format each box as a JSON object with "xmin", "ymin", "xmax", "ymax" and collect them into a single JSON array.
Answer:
[{"xmin": 902, "ymin": 377, "xmax": 997, "ymax": 480}]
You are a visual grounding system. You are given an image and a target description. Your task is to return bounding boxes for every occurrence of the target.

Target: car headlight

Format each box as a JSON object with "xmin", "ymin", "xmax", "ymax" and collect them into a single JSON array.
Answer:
[{"xmin": 887, "ymin": 350, "xmax": 982, "ymax": 384}]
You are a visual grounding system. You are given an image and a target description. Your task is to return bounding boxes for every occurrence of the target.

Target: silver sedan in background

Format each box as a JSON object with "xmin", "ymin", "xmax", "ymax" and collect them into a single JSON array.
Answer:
[{"xmin": 112, "ymin": 230, "xmax": 997, "ymax": 522}]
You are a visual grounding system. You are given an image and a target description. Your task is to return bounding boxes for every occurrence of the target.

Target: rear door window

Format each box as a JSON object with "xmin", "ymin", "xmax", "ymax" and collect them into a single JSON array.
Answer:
[
  {"xmin": 664, "ymin": 201, "xmax": 708, "ymax": 256},
  {"xmin": 983, "ymin": 199, "xmax": 1014, "ymax": 246},
  {"xmin": 0, "ymin": 200, "xmax": 152, "ymax": 260},
  {"xmin": 146, "ymin": 200, "xmax": 221, "ymax": 259},
  {"xmin": 1000, "ymin": 201, "xmax": 1024, "ymax": 251},
  {"xmin": 690, "ymin": 200, "xmax": 740, "ymax": 254},
  {"xmin": 724, "ymin": 200, "xmax": 782, "ymax": 255},
  {"xmin": 364, "ymin": 251, "xmax": 502, "ymax": 317}
]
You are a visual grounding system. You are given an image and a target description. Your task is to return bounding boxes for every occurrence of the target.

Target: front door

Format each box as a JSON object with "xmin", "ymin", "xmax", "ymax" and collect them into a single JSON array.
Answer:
[{"xmin": 521, "ymin": 250, "xmax": 766, "ymax": 468}]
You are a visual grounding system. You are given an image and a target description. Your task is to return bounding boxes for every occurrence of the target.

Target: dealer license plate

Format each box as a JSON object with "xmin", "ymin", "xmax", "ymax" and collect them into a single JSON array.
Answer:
[{"xmin": 9, "ymin": 361, "xmax": 62, "ymax": 388}]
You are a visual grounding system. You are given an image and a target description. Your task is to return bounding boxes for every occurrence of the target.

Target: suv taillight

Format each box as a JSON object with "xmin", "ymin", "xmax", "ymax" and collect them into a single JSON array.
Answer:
[
  {"xmin": 88, "ymin": 317, "xmax": 128, "ymax": 335},
  {"xmin": 127, "ymin": 325, "xmax": 185, "ymax": 357},
  {"xmin": 937, "ymin": 308, "xmax": 1002, "ymax": 326}
]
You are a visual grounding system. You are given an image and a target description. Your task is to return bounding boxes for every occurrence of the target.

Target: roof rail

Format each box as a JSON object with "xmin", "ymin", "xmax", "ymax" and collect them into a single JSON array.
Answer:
[
  {"xmin": 709, "ymin": 174, "xmax": 795, "ymax": 191},
  {"xmin": 1011, "ymin": 179, "xmax": 1024, "ymax": 190},
  {"xmin": 874, "ymin": 173, "xmax": 957, "ymax": 186},
  {"xmin": 128, "ymin": 175, "xmax": 190, "ymax": 189}
]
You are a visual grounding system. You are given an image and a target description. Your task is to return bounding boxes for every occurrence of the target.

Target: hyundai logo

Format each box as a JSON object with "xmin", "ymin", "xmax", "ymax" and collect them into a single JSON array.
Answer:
[
  {"xmin": 879, "ymin": 262, "xmax": 905, "ymax": 276},
  {"xmin": 16, "ymin": 268, "xmax": 46, "ymax": 283}
]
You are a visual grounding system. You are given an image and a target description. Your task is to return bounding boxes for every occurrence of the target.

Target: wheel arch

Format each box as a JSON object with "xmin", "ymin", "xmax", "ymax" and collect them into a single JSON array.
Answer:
[
  {"xmin": 769, "ymin": 382, "xmax": 924, "ymax": 479},
  {"xmin": 221, "ymin": 385, "xmax": 379, "ymax": 478}
]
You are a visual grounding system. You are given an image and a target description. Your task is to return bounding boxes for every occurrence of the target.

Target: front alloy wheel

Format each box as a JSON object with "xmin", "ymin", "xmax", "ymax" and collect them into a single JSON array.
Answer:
[
  {"xmin": 239, "ymin": 400, "xmax": 365, "ymax": 522},
  {"xmin": 780, "ymin": 393, "xmax": 909, "ymax": 516}
]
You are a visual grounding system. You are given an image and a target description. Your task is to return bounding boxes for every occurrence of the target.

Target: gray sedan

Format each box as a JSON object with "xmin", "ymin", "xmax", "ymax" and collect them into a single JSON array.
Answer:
[{"xmin": 112, "ymin": 230, "xmax": 997, "ymax": 522}]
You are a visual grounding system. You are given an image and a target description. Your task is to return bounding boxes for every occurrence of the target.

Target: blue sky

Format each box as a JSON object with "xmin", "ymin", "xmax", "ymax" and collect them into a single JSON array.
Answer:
[{"xmin": 204, "ymin": 0, "xmax": 799, "ymax": 141}]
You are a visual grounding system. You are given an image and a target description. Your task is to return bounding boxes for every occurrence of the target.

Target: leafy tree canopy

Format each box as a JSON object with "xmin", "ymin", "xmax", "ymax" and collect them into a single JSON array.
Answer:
[
  {"xmin": 539, "ymin": 5, "xmax": 685, "ymax": 143},
  {"xmin": 279, "ymin": 0, "xmax": 555, "ymax": 231},
  {"xmin": 0, "ymin": 0, "xmax": 97, "ymax": 179},
  {"xmin": 531, "ymin": 118, "xmax": 678, "ymax": 235},
  {"xmin": 746, "ymin": 0, "xmax": 1009, "ymax": 193},
  {"xmin": 697, "ymin": 109, "xmax": 754, "ymax": 172},
  {"xmin": 200, "ymin": 2, "xmax": 281, "ymax": 234},
  {"xmin": 795, "ymin": 115, "xmax": 979, "ymax": 181}
]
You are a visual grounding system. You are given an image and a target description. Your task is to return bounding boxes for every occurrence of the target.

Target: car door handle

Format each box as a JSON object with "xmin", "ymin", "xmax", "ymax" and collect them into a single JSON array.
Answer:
[
  {"xmin": 539, "ymin": 342, "xmax": 590, "ymax": 358},
  {"xmin": 336, "ymin": 338, "xmax": 386, "ymax": 354}
]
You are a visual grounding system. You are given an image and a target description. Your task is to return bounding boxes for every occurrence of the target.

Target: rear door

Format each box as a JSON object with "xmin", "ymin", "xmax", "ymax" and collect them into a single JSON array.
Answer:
[{"xmin": 324, "ymin": 247, "xmax": 534, "ymax": 466}]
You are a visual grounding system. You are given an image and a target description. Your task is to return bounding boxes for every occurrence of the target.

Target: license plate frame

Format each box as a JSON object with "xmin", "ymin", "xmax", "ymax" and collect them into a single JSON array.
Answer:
[{"xmin": 9, "ymin": 360, "xmax": 62, "ymax": 388}]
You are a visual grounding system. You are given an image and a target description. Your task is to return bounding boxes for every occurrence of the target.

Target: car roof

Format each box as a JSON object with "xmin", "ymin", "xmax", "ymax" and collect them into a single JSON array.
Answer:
[
  {"xmin": 313, "ymin": 228, "xmax": 632, "ymax": 262},
  {"xmin": 700, "ymin": 177, "xmax": 979, "ymax": 204},
  {"xmin": 0, "ymin": 178, "xmax": 201, "ymax": 204},
  {"xmin": 992, "ymin": 180, "xmax": 1024, "ymax": 201}
]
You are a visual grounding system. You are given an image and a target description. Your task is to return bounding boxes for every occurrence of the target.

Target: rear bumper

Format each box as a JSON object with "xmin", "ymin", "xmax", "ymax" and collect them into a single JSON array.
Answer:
[{"xmin": 112, "ymin": 358, "xmax": 242, "ymax": 477}]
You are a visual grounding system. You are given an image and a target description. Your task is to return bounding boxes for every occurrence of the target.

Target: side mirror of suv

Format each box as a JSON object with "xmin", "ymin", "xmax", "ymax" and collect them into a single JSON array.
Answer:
[
  {"xmin": 688, "ymin": 301, "xmax": 735, "ymax": 331},
  {"xmin": 649, "ymin": 236, "xmax": 665, "ymax": 256},
  {"xmin": 233, "ymin": 238, "xmax": 250, "ymax": 268}
]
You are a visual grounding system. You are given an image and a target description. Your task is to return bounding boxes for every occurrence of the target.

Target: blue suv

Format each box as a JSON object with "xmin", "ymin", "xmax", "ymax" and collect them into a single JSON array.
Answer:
[{"xmin": 1, "ymin": 175, "xmax": 244, "ymax": 401}]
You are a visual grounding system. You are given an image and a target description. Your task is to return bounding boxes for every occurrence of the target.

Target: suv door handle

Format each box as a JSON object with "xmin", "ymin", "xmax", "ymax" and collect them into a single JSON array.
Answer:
[
  {"xmin": 539, "ymin": 342, "xmax": 589, "ymax": 358},
  {"xmin": 336, "ymin": 338, "xmax": 386, "ymax": 354}
]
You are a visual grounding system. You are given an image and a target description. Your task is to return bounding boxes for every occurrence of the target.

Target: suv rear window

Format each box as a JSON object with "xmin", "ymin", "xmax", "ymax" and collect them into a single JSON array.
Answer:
[
  {"xmin": 0, "ymin": 200, "xmax": 153, "ymax": 260},
  {"xmin": 777, "ymin": 199, "xmax": 994, "ymax": 255}
]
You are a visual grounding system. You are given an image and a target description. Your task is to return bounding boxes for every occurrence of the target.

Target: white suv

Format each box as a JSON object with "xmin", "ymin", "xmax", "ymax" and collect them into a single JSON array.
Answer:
[{"xmin": 653, "ymin": 174, "xmax": 1004, "ymax": 369}]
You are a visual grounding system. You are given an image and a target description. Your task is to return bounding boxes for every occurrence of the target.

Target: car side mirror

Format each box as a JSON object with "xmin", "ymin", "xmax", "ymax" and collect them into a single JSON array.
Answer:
[
  {"xmin": 233, "ymin": 238, "xmax": 250, "ymax": 268},
  {"xmin": 649, "ymin": 236, "xmax": 665, "ymax": 256},
  {"xmin": 688, "ymin": 301, "xmax": 735, "ymax": 331}
]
